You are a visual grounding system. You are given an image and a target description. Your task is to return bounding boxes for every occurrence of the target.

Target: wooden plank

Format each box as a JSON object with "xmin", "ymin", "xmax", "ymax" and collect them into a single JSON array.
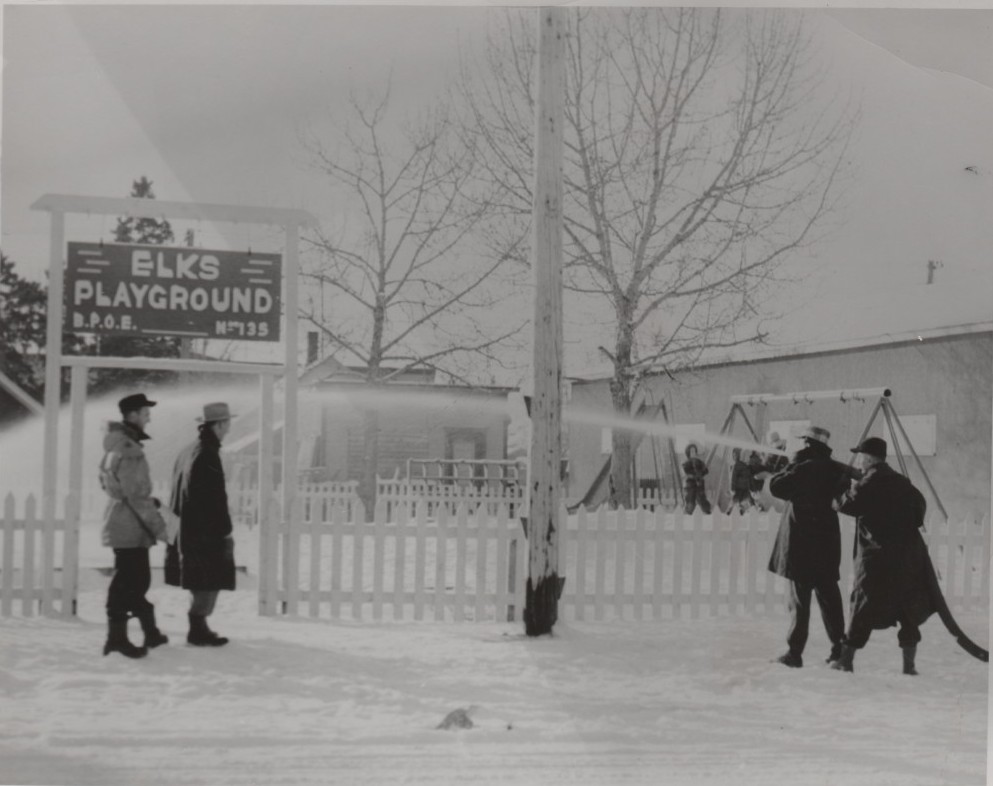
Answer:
[
  {"xmin": 2, "ymin": 495, "xmax": 15, "ymax": 616},
  {"xmin": 393, "ymin": 503, "xmax": 409, "ymax": 621},
  {"xmin": 371, "ymin": 499, "xmax": 387, "ymax": 621},
  {"xmin": 40, "ymin": 503, "xmax": 56, "ymax": 617},
  {"xmin": 414, "ymin": 502, "xmax": 429, "ymax": 621},
  {"xmin": 23, "ymin": 495, "xmax": 37, "ymax": 616},
  {"xmin": 729, "ymin": 510, "xmax": 744, "ymax": 616},
  {"xmin": 454, "ymin": 504, "xmax": 469, "ymax": 622},
  {"xmin": 690, "ymin": 509, "xmax": 703, "ymax": 619},
  {"xmin": 652, "ymin": 508, "xmax": 665, "ymax": 620},
  {"xmin": 263, "ymin": 497, "xmax": 281, "ymax": 614},
  {"xmin": 474, "ymin": 507, "xmax": 488, "ymax": 622},
  {"xmin": 672, "ymin": 510, "xmax": 685, "ymax": 619},
  {"xmin": 708, "ymin": 511, "xmax": 723, "ymax": 617},
  {"xmin": 593, "ymin": 506, "xmax": 607, "ymax": 621},
  {"xmin": 744, "ymin": 512, "xmax": 758, "ymax": 616},
  {"xmin": 330, "ymin": 504, "xmax": 345, "ymax": 620},
  {"xmin": 40, "ymin": 211, "xmax": 64, "ymax": 619},
  {"xmin": 574, "ymin": 506, "xmax": 589, "ymax": 622},
  {"xmin": 632, "ymin": 507, "xmax": 646, "ymax": 621},
  {"xmin": 351, "ymin": 509, "xmax": 366, "ymax": 621},
  {"xmin": 62, "ymin": 494, "xmax": 79, "ymax": 618},
  {"xmin": 495, "ymin": 505, "xmax": 511, "ymax": 621},
  {"xmin": 613, "ymin": 509, "xmax": 627, "ymax": 621},
  {"xmin": 434, "ymin": 506, "xmax": 450, "ymax": 622},
  {"xmin": 308, "ymin": 502, "xmax": 322, "ymax": 618},
  {"xmin": 513, "ymin": 527, "xmax": 527, "ymax": 618}
]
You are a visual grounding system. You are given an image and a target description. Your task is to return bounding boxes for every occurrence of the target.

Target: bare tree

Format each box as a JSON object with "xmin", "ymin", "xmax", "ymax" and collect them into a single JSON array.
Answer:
[
  {"xmin": 458, "ymin": 8, "xmax": 858, "ymax": 507},
  {"xmin": 301, "ymin": 83, "xmax": 525, "ymax": 510}
]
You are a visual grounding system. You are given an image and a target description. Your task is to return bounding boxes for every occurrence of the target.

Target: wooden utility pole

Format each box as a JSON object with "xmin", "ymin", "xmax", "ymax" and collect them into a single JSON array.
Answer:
[{"xmin": 524, "ymin": 6, "xmax": 566, "ymax": 637}]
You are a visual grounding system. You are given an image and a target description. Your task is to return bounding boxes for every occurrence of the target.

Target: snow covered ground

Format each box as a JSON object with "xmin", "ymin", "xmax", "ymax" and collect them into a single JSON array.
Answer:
[{"xmin": 1, "ymin": 568, "xmax": 988, "ymax": 786}]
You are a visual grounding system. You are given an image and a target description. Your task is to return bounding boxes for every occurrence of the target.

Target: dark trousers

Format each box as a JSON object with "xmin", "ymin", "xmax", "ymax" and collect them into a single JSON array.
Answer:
[
  {"xmin": 787, "ymin": 578, "xmax": 845, "ymax": 656},
  {"xmin": 684, "ymin": 486, "xmax": 712, "ymax": 515},
  {"xmin": 846, "ymin": 609, "xmax": 921, "ymax": 650},
  {"xmin": 189, "ymin": 590, "xmax": 219, "ymax": 617},
  {"xmin": 106, "ymin": 548, "xmax": 153, "ymax": 621}
]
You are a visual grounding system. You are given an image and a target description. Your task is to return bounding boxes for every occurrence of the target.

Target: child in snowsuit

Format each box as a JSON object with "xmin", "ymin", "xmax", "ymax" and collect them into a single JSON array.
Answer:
[
  {"xmin": 730, "ymin": 448, "xmax": 755, "ymax": 513},
  {"xmin": 682, "ymin": 443, "xmax": 712, "ymax": 514}
]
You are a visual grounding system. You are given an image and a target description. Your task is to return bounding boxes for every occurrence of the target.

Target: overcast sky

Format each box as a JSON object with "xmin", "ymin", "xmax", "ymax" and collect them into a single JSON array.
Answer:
[{"xmin": 1, "ymin": 4, "xmax": 991, "ymax": 377}]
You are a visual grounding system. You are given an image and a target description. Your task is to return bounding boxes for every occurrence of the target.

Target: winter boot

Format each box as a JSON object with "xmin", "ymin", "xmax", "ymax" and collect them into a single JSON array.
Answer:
[
  {"xmin": 830, "ymin": 644, "xmax": 855, "ymax": 672},
  {"xmin": 901, "ymin": 645, "xmax": 918, "ymax": 676},
  {"xmin": 103, "ymin": 618, "xmax": 148, "ymax": 659},
  {"xmin": 187, "ymin": 613, "xmax": 229, "ymax": 647},
  {"xmin": 774, "ymin": 651, "xmax": 803, "ymax": 668},
  {"xmin": 826, "ymin": 642, "xmax": 843, "ymax": 664},
  {"xmin": 137, "ymin": 608, "xmax": 169, "ymax": 649}
]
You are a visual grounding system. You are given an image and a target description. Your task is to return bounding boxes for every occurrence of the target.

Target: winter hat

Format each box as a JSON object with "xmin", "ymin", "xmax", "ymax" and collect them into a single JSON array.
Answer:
[
  {"xmin": 119, "ymin": 393, "xmax": 157, "ymax": 415},
  {"xmin": 851, "ymin": 436, "xmax": 887, "ymax": 459}
]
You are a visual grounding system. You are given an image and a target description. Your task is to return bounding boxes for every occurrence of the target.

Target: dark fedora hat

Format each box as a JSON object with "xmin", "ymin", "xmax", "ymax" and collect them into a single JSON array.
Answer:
[
  {"xmin": 118, "ymin": 392, "xmax": 157, "ymax": 414},
  {"xmin": 196, "ymin": 402, "xmax": 236, "ymax": 423},
  {"xmin": 799, "ymin": 425, "xmax": 831, "ymax": 445},
  {"xmin": 851, "ymin": 436, "xmax": 887, "ymax": 459}
]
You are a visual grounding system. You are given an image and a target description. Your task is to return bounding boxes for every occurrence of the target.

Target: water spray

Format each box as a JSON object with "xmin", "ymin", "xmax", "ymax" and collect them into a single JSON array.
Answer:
[{"xmin": 563, "ymin": 407, "xmax": 790, "ymax": 457}]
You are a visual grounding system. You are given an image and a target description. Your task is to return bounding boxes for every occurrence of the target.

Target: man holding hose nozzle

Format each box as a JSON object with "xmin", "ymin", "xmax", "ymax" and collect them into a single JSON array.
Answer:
[
  {"xmin": 767, "ymin": 426, "xmax": 856, "ymax": 668},
  {"xmin": 829, "ymin": 437, "xmax": 936, "ymax": 674}
]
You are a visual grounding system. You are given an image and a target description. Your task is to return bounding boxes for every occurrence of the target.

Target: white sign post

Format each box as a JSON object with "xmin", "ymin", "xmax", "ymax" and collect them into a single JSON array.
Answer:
[{"xmin": 30, "ymin": 193, "xmax": 317, "ymax": 617}]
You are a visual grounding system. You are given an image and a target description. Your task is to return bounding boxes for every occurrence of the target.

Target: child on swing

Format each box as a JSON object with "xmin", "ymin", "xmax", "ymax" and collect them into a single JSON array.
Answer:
[{"xmin": 730, "ymin": 448, "xmax": 755, "ymax": 514}]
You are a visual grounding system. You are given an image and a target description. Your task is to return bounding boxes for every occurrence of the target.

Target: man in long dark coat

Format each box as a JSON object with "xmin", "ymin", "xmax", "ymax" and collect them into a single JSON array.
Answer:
[
  {"xmin": 168, "ymin": 402, "xmax": 237, "ymax": 646},
  {"xmin": 767, "ymin": 426, "xmax": 850, "ymax": 667},
  {"xmin": 830, "ymin": 437, "xmax": 936, "ymax": 675}
]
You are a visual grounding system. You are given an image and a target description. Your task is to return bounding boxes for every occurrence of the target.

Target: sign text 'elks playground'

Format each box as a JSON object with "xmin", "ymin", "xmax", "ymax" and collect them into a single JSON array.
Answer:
[{"xmin": 65, "ymin": 242, "xmax": 282, "ymax": 341}]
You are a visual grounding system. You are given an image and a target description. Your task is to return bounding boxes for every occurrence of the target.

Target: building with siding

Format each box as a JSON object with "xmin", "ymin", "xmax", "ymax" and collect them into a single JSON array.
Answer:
[
  {"xmin": 226, "ymin": 359, "xmax": 515, "ymax": 486},
  {"xmin": 565, "ymin": 279, "xmax": 993, "ymax": 522}
]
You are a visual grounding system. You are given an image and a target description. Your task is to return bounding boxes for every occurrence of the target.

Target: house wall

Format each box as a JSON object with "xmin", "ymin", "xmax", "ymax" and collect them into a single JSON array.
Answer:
[
  {"xmin": 317, "ymin": 386, "xmax": 510, "ymax": 483},
  {"xmin": 568, "ymin": 332, "xmax": 993, "ymax": 521}
]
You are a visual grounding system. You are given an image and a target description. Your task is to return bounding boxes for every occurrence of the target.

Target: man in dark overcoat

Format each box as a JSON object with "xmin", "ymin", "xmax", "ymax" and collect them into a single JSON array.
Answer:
[
  {"xmin": 767, "ymin": 426, "xmax": 850, "ymax": 667},
  {"xmin": 168, "ymin": 402, "xmax": 237, "ymax": 646},
  {"xmin": 830, "ymin": 437, "xmax": 936, "ymax": 675}
]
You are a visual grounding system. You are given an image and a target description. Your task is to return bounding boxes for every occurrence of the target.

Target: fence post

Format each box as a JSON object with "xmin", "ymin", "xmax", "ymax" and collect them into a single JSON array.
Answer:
[
  {"xmin": 2, "ymin": 494, "xmax": 15, "ymax": 617},
  {"xmin": 62, "ymin": 493, "xmax": 80, "ymax": 618}
]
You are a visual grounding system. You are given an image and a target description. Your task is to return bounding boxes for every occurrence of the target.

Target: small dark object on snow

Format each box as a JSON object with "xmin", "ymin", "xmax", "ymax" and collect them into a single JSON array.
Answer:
[{"xmin": 437, "ymin": 707, "xmax": 475, "ymax": 730}]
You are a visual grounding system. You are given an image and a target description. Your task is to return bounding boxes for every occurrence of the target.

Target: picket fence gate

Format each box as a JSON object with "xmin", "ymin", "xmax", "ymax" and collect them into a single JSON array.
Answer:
[
  {"xmin": 260, "ymin": 501, "xmax": 991, "ymax": 623},
  {"xmin": 0, "ymin": 493, "xmax": 79, "ymax": 618}
]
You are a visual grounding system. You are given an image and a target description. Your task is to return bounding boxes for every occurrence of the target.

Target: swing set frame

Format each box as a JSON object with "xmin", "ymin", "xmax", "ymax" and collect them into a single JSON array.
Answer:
[{"xmin": 707, "ymin": 387, "xmax": 948, "ymax": 522}]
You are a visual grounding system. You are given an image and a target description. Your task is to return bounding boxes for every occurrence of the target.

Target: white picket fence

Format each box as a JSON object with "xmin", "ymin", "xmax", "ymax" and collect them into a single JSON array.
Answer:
[
  {"xmin": 0, "ymin": 494, "xmax": 79, "ymax": 618},
  {"xmin": 260, "ymin": 503, "xmax": 991, "ymax": 623},
  {"xmin": 4, "ymin": 486, "xmax": 988, "ymax": 624}
]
